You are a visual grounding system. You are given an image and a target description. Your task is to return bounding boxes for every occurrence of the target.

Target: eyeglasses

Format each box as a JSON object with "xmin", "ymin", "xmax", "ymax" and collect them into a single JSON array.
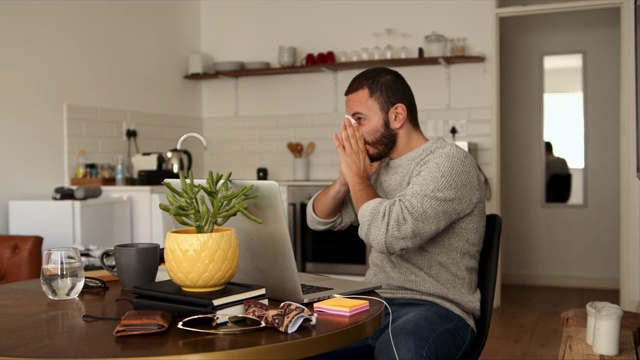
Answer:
[
  {"xmin": 177, "ymin": 314, "xmax": 266, "ymax": 334},
  {"xmin": 82, "ymin": 277, "xmax": 109, "ymax": 291}
]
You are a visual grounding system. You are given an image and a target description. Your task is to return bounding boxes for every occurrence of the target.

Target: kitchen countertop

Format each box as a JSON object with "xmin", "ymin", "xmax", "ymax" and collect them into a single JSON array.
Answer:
[{"xmin": 274, "ymin": 180, "xmax": 333, "ymax": 186}]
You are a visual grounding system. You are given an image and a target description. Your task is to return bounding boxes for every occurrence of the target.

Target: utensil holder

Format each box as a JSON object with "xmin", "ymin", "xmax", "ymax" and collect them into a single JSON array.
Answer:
[{"xmin": 293, "ymin": 158, "xmax": 309, "ymax": 181}]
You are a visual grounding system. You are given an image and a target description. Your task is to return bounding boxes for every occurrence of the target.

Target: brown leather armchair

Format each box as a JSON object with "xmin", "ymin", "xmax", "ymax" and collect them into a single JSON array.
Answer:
[{"xmin": 0, "ymin": 235, "xmax": 43, "ymax": 284}]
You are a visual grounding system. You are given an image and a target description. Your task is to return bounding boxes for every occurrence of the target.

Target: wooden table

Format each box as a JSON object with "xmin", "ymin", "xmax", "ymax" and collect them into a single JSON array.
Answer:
[
  {"xmin": 0, "ymin": 278, "xmax": 383, "ymax": 359},
  {"xmin": 558, "ymin": 308, "xmax": 640, "ymax": 359}
]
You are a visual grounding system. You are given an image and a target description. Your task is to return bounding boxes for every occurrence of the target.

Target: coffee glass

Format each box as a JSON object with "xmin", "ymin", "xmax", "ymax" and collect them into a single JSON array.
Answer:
[
  {"xmin": 100, "ymin": 243, "xmax": 159, "ymax": 290},
  {"xmin": 40, "ymin": 247, "xmax": 85, "ymax": 300}
]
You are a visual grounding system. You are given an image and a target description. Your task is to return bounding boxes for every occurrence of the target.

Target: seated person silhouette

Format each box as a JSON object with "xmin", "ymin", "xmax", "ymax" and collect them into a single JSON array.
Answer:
[{"xmin": 545, "ymin": 141, "xmax": 571, "ymax": 203}]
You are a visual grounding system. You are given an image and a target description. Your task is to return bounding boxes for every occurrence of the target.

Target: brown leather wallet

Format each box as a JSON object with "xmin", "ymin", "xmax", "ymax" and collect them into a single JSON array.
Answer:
[{"xmin": 113, "ymin": 310, "xmax": 172, "ymax": 337}]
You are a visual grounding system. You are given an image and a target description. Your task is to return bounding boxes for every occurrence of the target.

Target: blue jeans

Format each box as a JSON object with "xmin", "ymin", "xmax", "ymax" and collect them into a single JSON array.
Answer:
[{"xmin": 307, "ymin": 298, "xmax": 476, "ymax": 360}]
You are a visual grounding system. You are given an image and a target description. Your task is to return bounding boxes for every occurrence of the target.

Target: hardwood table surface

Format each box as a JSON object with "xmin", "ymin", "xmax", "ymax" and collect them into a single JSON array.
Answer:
[{"xmin": 0, "ymin": 278, "xmax": 383, "ymax": 359}]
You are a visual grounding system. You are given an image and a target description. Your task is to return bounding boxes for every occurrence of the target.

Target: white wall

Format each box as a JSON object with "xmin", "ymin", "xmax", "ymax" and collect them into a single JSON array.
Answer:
[
  {"xmin": 198, "ymin": 1, "xmax": 497, "ymax": 205},
  {"xmin": 0, "ymin": 1, "xmax": 201, "ymax": 233}
]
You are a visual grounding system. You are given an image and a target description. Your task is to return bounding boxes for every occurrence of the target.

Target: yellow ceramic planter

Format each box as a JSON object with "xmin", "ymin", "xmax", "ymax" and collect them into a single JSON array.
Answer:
[{"xmin": 164, "ymin": 227, "xmax": 239, "ymax": 292}]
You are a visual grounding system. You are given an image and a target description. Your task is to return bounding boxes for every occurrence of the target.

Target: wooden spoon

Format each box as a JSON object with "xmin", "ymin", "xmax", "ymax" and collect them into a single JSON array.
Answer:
[
  {"xmin": 287, "ymin": 142, "xmax": 297, "ymax": 157},
  {"xmin": 303, "ymin": 142, "xmax": 315, "ymax": 158},
  {"xmin": 294, "ymin": 142, "xmax": 304, "ymax": 158}
]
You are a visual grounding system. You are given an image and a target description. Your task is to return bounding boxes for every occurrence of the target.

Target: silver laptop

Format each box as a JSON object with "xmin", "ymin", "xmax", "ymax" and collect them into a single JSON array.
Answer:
[{"xmin": 164, "ymin": 178, "xmax": 380, "ymax": 303}]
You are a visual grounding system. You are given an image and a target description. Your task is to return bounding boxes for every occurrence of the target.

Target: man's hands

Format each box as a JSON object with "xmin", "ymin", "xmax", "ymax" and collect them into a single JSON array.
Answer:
[
  {"xmin": 333, "ymin": 118, "xmax": 380, "ymax": 183},
  {"xmin": 332, "ymin": 118, "xmax": 381, "ymax": 213}
]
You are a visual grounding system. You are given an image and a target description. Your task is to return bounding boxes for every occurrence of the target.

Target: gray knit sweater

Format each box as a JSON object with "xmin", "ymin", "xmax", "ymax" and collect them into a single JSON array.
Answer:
[{"xmin": 306, "ymin": 137, "xmax": 486, "ymax": 329}]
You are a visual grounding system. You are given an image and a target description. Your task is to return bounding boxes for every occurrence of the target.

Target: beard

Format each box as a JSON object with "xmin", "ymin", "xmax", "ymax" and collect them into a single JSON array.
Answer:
[{"xmin": 366, "ymin": 115, "xmax": 397, "ymax": 162}]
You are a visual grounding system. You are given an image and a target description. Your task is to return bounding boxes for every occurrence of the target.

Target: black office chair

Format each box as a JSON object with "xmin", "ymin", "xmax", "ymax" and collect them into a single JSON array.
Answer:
[
  {"xmin": 546, "ymin": 173, "xmax": 572, "ymax": 203},
  {"xmin": 463, "ymin": 214, "xmax": 502, "ymax": 360}
]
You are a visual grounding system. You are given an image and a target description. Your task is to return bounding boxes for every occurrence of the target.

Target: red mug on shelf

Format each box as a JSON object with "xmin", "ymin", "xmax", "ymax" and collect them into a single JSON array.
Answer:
[
  {"xmin": 316, "ymin": 52, "xmax": 327, "ymax": 64},
  {"xmin": 325, "ymin": 51, "xmax": 336, "ymax": 64},
  {"xmin": 301, "ymin": 53, "xmax": 317, "ymax": 66}
]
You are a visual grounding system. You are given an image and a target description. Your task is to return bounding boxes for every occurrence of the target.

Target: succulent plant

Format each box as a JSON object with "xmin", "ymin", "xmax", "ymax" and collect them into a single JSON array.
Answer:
[{"xmin": 159, "ymin": 170, "xmax": 262, "ymax": 233}]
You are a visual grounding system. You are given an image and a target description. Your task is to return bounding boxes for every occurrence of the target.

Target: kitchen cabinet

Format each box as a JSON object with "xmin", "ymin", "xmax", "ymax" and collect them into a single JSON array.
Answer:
[
  {"xmin": 184, "ymin": 56, "xmax": 485, "ymax": 80},
  {"xmin": 8, "ymin": 197, "xmax": 131, "ymax": 250}
]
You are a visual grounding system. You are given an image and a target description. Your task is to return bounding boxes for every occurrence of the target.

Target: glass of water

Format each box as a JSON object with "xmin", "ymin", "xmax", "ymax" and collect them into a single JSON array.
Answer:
[{"xmin": 40, "ymin": 248, "xmax": 85, "ymax": 300}]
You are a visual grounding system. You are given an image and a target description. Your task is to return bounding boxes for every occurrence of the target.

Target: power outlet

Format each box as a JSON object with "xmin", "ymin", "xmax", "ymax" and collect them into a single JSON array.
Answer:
[{"xmin": 447, "ymin": 120, "xmax": 467, "ymax": 139}]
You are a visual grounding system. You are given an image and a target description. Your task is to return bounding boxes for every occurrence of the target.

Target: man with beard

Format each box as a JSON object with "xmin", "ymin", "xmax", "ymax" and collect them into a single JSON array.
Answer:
[{"xmin": 306, "ymin": 67, "xmax": 486, "ymax": 360}]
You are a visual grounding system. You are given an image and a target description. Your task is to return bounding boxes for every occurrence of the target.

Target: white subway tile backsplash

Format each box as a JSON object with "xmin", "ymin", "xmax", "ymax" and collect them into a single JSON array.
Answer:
[
  {"xmin": 471, "ymin": 107, "xmax": 493, "ymax": 120},
  {"xmin": 65, "ymin": 104, "xmax": 203, "ymax": 182},
  {"xmin": 259, "ymin": 127, "xmax": 290, "ymax": 140},
  {"xmin": 65, "ymin": 78, "xmax": 493, "ymax": 180},
  {"xmin": 226, "ymin": 127, "xmax": 260, "ymax": 141},
  {"xmin": 277, "ymin": 114, "xmax": 313, "ymax": 127},
  {"xmin": 100, "ymin": 138, "xmax": 129, "ymax": 153},
  {"xmin": 468, "ymin": 120, "xmax": 492, "ymax": 136},
  {"xmin": 128, "ymin": 110, "xmax": 158, "ymax": 125},
  {"xmin": 242, "ymin": 115, "xmax": 277, "ymax": 128},
  {"xmin": 99, "ymin": 108, "xmax": 128, "ymax": 122},
  {"xmin": 428, "ymin": 108, "xmax": 471, "ymax": 121},
  {"xmin": 84, "ymin": 121, "xmax": 118, "ymax": 138},
  {"xmin": 136, "ymin": 124, "xmax": 167, "ymax": 140},
  {"xmin": 311, "ymin": 113, "xmax": 343, "ymax": 126},
  {"xmin": 294, "ymin": 126, "xmax": 332, "ymax": 140}
]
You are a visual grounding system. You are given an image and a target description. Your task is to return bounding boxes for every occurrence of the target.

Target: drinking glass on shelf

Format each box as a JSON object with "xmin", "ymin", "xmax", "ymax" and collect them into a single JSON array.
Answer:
[
  {"xmin": 360, "ymin": 47, "xmax": 370, "ymax": 61},
  {"xmin": 371, "ymin": 32, "xmax": 383, "ymax": 60},
  {"xmin": 395, "ymin": 33, "xmax": 410, "ymax": 59},
  {"xmin": 382, "ymin": 28, "xmax": 396, "ymax": 60},
  {"xmin": 40, "ymin": 247, "xmax": 85, "ymax": 300}
]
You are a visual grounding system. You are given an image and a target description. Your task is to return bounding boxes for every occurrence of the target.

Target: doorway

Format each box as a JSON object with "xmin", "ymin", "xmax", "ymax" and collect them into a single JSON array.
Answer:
[{"xmin": 500, "ymin": 8, "xmax": 620, "ymax": 288}]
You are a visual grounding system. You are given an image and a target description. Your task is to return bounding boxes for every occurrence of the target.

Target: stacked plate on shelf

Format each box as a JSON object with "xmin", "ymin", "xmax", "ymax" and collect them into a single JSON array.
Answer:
[
  {"xmin": 244, "ymin": 61, "xmax": 270, "ymax": 70},
  {"xmin": 212, "ymin": 61, "xmax": 271, "ymax": 72},
  {"xmin": 212, "ymin": 61, "xmax": 244, "ymax": 72}
]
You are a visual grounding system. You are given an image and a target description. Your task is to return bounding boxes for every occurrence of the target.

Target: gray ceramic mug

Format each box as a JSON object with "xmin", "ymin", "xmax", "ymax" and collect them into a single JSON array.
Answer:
[{"xmin": 100, "ymin": 243, "xmax": 160, "ymax": 290}]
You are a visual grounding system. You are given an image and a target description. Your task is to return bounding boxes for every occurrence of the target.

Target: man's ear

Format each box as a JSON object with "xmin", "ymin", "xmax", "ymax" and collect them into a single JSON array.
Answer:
[{"xmin": 388, "ymin": 104, "xmax": 407, "ymax": 130}]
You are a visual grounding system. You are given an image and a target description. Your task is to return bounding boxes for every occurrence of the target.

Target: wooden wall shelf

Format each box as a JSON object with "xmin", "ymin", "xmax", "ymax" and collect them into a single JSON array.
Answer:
[{"xmin": 183, "ymin": 55, "xmax": 485, "ymax": 80}]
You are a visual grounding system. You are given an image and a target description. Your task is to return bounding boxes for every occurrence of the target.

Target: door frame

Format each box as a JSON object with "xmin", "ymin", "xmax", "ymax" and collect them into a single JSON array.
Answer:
[{"xmin": 494, "ymin": 0, "xmax": 639, "ymax": 310}]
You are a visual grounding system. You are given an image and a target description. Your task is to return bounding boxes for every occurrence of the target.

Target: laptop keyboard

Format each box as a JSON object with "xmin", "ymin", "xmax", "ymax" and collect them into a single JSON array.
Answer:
[{"xmin": 300, "ymin": 283, "xmax": 334, "ymax": 295}]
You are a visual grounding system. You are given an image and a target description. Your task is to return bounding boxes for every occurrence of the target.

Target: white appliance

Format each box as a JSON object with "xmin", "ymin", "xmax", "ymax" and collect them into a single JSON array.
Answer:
[
  {"xmin": 9, "ymin": 197, "xmax": 132, "ymax": 250},
  {"xmin": 101, "ymin": 186, "xmax": 173, "ymax": 246},
  {"xmin": 455, "ymin": 141, "xmax": 478, "ymax": 161},
  {"xmin": 131, "ymin": 153, "xmax": 163, "ymax": 178}
]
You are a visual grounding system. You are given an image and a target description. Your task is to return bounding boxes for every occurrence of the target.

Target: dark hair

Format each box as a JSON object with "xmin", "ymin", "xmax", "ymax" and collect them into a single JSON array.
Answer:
[
  {"xmin": 545, "ymin": 141, "xmax": 553, "ymax": 153},
  {"xmin": 344, "ymin": 67, "xmax": 420, "ymax": 129}
]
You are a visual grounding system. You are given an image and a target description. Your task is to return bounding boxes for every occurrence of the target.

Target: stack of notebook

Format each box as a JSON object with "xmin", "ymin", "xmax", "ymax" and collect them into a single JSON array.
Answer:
[{"xmin": 132, "ymin": 280, "xmax": 268, "ymax": 318}]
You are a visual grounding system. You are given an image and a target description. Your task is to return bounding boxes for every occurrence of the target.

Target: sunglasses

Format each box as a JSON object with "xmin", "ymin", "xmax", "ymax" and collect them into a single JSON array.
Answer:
[
  {"xmin": 177, "ymin": 314, "xmax": 266, "ymax": 335},
  {"xmin": 82, "ymin": 277, "xmax": 109, "ymax": 291}
]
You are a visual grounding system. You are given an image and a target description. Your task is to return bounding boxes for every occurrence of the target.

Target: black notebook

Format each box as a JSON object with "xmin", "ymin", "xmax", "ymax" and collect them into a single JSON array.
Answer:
[
  {"xmin": 133, "ymin": 295, "xmax": 268, "ymax": 318},
  {"xmin": 132, "ymin": 280, "xmax": 266, "ymax": 308}
]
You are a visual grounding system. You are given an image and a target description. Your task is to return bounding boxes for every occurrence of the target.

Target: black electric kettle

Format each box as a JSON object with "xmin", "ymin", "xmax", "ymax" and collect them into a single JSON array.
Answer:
[{"xmin": 164, "ymin": 133, "xmax": 207, "ymax": 175}]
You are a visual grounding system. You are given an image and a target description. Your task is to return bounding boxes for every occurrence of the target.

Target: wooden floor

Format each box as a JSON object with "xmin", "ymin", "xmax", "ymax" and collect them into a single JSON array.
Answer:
[{"xmin": 479, "ymin": 284, "xmax": 619, "ymax": 359}]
